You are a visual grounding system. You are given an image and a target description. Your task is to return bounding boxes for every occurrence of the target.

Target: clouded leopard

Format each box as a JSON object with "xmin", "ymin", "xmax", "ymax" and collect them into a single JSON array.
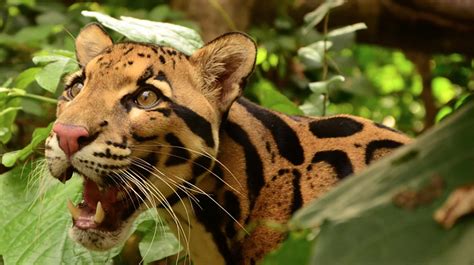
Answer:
[{"xmin": 44, "ymin": 23, "xmax": 410, "ymax": 265}]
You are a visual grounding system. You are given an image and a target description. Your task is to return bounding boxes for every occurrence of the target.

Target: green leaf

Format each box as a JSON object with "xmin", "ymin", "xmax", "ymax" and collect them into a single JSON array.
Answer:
[
  {"xmin": 299, "ymin": 93, "xmax": 326, "ymax": 116},
  {"xmin": 261, "ymin": 232, "xmax": 312, "ymax": 265},
  {"xmin": 1, "ymin": 123, "xmax": 52, "ymax": 167},
  {"xmin": 298, "ymin": 41, "xmax": 332, "ymax": 69},
  {"xmin": 248, "ymin": 79, "xmax": 303, "ymax": 115},
  {"xmin": 82, "ymin": 11, "xmax": 203, "ymax": 55},
  {"xmin": 135, "ymin": 214, "xmax": 182, "ymax": 264},
  {"xmin": 303, "ymin": 0, "xmax": 344, "ymax": 33},
  {"xmin": 327, "ymin": 23, "xmax": 367, "ymax": 37},
  {"xmin": 308, "ymin": 75, "xmax": 345, "ymax": 94},
  {"xmin": 432, "ymin": 77, "xmax": 456, "ymax": 105},
  {"xmin": 290, "ymin": 102, "xmax": 474, "ymax": 264},
  {"xmin": 0, "ymin": 164, "xmax": 121, "ymax": 264},
  {"xmin": 33, "ymin": 52, "xmax": 77, "ymax": 93},
  {"xmin": 14, "ymin": 67, "xmax": 41, "ymax": 90},
  {"xmin": 0, "ymin": 89, "xmax": 22, "ymax": 144}
]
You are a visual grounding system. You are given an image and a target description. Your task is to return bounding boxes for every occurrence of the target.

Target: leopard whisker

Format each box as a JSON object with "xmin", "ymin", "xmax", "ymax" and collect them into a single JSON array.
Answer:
[
  {"xmin": 118, "ymin": 169, "xmax": 170, "ymax": 263},
  {"xmin": 126, "ymin": 161, "xmax": 192, "ymax": 261},
  {"xmin": 132, "ymin": 147, "xmax": 242, "ymax": 195},
  {"xmin": 135, "ymin": 143, "xmax": 242, "ymax": 189},
  {"xmin": 134, "ymin": 157, "xmax": 248, "ymax": 234}
]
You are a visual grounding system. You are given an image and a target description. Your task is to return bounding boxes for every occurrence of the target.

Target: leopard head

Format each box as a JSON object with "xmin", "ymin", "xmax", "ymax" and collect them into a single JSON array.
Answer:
[{"xmin": 44, "ymin": 23, "xmax": 256, "ymax": 250}]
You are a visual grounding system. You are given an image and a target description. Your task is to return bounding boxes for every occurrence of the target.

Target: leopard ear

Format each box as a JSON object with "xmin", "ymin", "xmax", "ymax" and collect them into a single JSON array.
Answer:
[
  {"xmin": 190, "ymin": 32, "xmax": 256, "ymax": 112},
  {"xmin": 75, "ymin": 23, "xmax": 113, "ymax": 67}
]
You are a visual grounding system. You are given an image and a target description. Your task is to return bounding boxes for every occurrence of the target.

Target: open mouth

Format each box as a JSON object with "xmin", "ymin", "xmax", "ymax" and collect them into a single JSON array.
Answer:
[{"xmin": 65, "ymin": 169, "xmax": 140, "ymax": 232}]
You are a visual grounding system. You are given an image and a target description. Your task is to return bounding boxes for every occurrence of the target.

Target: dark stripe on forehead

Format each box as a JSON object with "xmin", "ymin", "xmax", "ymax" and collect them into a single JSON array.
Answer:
[
  {"xmin": 365, "ymin": 140, "xmax": 403, "ymax": 164},
  {"xmin": 238, "ymin": 98, "xmax": 304, "ymax": 165},
  {"xmin": 164, "ymin": 133, "xmax": 191, "ymax": 166},
  {"xmin": 309, "ymin": 117, "xmax": 363, "ymax": 138},
  {"xmin": 224, "ymin": 120, "xmax": 264, "ymax": 210},
  {"xmin": 155, "ymin": 70, "xmax": 172, "ymax": 88},
  {"xmin": 312, "ymin": 150, "xmax": 354, "ymax": 179},
  {"xmin": 137, "ymin": 66, "xmax": 154, "ymax": 86},
  {"xmin": 171, "ymin": 104, "xmax": 215, "ymax": 148}
]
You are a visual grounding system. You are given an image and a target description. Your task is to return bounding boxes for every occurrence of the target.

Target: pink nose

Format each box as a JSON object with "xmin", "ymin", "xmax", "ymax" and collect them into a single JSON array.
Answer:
[{"xmin": 53, "ymin": 123, "xmax": 90, "ymax": 158}]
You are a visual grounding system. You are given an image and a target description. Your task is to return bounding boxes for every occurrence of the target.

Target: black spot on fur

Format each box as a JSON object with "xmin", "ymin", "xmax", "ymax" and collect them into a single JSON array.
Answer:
[
  {"xmin": 164, "ymin": 133, "xmax": 190, "ymax": 166},
  {"xmin": 151, "ymin": 47, "xmax": 158, "ymax": 54},
  {"xmin": 223, "ymin": 191, "xmax": 241, "ymax": 238},
  {"xmin": 312, "ymin": 150, "xmax": 354, "ymax": 179},
  {"xmin": 192, "ymin": 194, "xmax": 236, "ymax": 264},
  {"xmin": 211, "ymin": 164, "xmax": 225, "ymax": 189},
  {"xmin": 99, "ymin": 120, "xmax": 108, "ymax": 127},
  {"xmin": 224, "ymin": 121, "xmax": 264, "ymax": 210},
  {"xmin": 159, "ymin": 55, "xmax": 166, "ymax": 64},
  {"xmin": 172, "ymin": 104, "xmax": 215, "ymax": 148},
  {"xmin": 365, "ymin": 140, "xmax": 403, "ymax": 164},
  {"xmin": 128, "ymin": 61, "xmax": 133, "ymax": 65},
  {"xmin": 124, "ymin": 47, "xmax": 134, "ymax": 55},
  {"xmin": 354, "ymin": 143, "xmax": 362, "ymax": 148},
  {"xmin": 132, "ymin": 133, "xmax": 158, "ymax": 142},
  {"xmin": 192, "ymin": 155, "xmax": 212, "ymax": 178},
  {"xmin": 309, "ymin": 117, "xmax": 363, "ymax": 138},
  {"xmin": 137, "ymin": 53, "xmax": 145, "ymax": 57},
  {"xmin": 290, "ymin": 169, "xmax": 303, "ymax": 214},
  {"xmin": 239, "ymin": 99, "xmax": 304, "ymax": 165}
]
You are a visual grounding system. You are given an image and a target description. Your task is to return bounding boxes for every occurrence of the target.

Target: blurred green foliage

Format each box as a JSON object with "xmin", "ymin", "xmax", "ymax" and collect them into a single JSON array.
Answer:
[{"xmin": 0, "ymin": 0, "xmax": 473, "ymax": 264}]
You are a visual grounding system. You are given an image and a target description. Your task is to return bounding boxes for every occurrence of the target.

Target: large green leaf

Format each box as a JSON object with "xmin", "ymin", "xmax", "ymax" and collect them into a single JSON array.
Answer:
[
  {"xmin": 288, "ymin": 102, "xmax": 474, "ymax": 264},
  {"xmin": 81, "ymin": 11, "xmax": 203, "ymax": 55},
  {"xmin": 248, "ymin": 79, "xmax": 303, "ymax": 115},
  {"xmin": 135, "ymin": 217, "xmax": 182, "ymax": 264},
  {"xmin": 32, "ymin": 50, "xmax": 78, "ymax": 93},
  {"xmin": 0, "ymin": 162, "xmax": 181, "ymax": 265},
  {"xmin": 0, "ymin": 164, "xmax": 121, "ymax": 264}
]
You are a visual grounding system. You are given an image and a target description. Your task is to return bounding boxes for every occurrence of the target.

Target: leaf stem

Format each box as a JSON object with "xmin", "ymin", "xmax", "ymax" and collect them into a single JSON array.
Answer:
[
  {"xmin": 322, "ymin": 12, "xmax": 330, "ymax": 116},
  {"xmin": 7, "ymin": 92, "xmax": 58, "ymax": 104}
]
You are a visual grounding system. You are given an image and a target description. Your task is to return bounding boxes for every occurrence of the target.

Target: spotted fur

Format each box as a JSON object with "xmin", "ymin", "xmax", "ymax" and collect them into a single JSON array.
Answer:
[{"xmin": 45, "ymin": 23, "xmax": 410, "ymax": 265}]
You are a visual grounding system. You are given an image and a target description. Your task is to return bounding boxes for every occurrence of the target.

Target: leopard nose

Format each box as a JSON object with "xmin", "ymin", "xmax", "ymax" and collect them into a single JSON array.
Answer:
[{"xmin": 53, "ymin": 123, "xmax": 90, "ymax": 158}]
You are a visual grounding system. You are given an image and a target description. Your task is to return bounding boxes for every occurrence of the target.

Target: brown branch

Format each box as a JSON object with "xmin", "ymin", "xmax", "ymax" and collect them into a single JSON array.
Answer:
[{"xmin": 405, "ymin": 51, "xmax": 437, "ymax": 131}]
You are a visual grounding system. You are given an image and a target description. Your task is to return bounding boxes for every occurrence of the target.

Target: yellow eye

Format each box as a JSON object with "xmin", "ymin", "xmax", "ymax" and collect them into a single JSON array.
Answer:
[
  {"xmin": 135, "ymin": 90, "xmax": 159, "ymax": 109},
  {"xmin": 67, "ymin": 82, "xmax": 83, "ymax": 99}
]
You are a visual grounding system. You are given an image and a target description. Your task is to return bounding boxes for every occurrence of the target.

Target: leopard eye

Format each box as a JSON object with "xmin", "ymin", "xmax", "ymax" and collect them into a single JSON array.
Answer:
[
  {"xmin": 135, "ymin": 90, "xmax": 160, "ymax": 109},
  {"xmin": 67, "ymin": 82, "xmax": 83, "ymax": 99}
]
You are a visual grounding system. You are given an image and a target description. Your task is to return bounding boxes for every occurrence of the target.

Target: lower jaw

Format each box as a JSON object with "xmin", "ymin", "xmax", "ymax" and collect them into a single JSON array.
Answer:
[{"xmin": 69, "ymin": 216, "xmax": 136, "ymax": 251}]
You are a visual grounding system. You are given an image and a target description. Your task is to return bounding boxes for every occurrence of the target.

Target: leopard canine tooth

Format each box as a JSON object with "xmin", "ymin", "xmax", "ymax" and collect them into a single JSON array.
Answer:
[
  {"xmin": 94, "ymin": 201, "xmax": 105, "ymax": 224},
  {"xmin": 67, "ymin": 199, "xmax": 80, "ymax": 220}
]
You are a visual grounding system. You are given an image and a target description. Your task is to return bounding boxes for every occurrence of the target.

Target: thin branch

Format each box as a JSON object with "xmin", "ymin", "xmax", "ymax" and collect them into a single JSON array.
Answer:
[
  {"xmin": 207, "ymin": 0, "xmax": 238, "ymax": 31},
  {"xmin": 6, "ymin": 92, "xmax": 58, "ymax": 104},
  {"xmin": 322, "ymin": 12, "xmax": 330, "ymax": 116}
]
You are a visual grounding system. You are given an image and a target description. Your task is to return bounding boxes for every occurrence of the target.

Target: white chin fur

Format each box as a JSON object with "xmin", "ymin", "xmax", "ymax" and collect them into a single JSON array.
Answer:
[{"xmin": 69, "ymin": 216, "xmax": 135, "ymax": 251}]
